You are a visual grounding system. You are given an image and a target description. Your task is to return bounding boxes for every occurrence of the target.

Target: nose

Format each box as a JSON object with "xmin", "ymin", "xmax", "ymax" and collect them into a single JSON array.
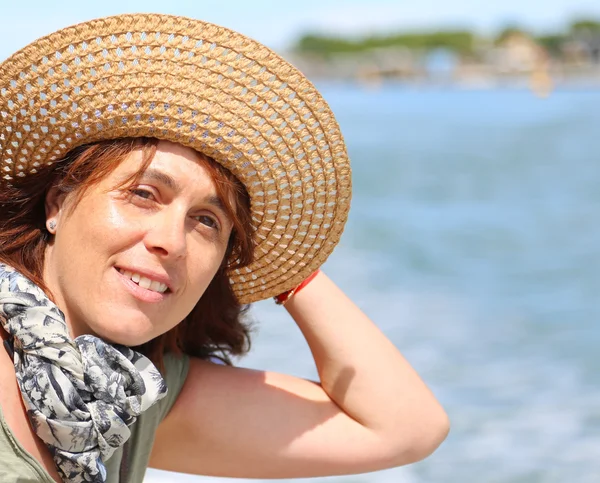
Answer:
[{"xmin": 143, "ymin": 208, "xmax": 187, "ymax": 260}]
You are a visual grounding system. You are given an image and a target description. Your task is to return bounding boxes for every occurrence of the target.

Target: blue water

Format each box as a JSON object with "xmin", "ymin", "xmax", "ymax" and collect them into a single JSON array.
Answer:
[{"xmin": 146, "ymin": 85, "xmax": 600, "ymax": 483}]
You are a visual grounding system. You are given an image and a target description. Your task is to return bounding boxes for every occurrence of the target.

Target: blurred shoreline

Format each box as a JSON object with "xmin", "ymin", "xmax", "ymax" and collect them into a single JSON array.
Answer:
[{"xmin": 284, "ymin": 19, "xmax": 600, "ymax": 94}]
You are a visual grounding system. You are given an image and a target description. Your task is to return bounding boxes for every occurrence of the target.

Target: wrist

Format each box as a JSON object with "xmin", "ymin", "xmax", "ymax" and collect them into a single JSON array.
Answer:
[{"xmin": 274, "ymin": 270, "xmax": 320, "ymax": 305}]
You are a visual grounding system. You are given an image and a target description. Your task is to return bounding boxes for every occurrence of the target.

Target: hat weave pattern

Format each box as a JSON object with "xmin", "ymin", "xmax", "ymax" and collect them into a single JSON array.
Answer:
[{"xmin": 0, "ymin": 14, "xmax": 351, "ymax": 303}]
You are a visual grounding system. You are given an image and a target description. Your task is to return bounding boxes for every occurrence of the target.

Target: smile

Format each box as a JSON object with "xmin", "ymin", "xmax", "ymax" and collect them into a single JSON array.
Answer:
[{"xmin": 117, "ymin": 268, "xmax": 169, "ymax": 294}]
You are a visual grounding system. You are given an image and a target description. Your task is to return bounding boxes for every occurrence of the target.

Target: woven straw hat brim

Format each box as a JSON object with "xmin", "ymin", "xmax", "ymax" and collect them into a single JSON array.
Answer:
[{"xmin": 0, "ymin": 13, "xmax": 351, "ymax": 303}]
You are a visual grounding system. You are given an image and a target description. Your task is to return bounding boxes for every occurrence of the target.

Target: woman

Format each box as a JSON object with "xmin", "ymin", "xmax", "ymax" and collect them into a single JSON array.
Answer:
[{"xmin": 0, "ymin": 13, "xmax": 449, "ymax": 483}]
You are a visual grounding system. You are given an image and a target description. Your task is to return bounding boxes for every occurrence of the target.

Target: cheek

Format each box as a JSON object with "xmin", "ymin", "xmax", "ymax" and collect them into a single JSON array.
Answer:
[
  {"xmin": 62, "ymin": 198, "xmax": 139, "ymax": 255},
  {"xmin": 180, "ymin": 247, "xmax": 225, "ymax": 301},
  {"xmin": 51, "ymin": 201, "xmax": 142, "ymax": 304},
  {"xmin": 185, "ymin": 260, "xmax": 218, "ymax": 298}
]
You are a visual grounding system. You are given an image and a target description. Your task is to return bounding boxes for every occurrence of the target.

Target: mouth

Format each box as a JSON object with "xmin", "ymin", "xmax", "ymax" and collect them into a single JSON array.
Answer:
[{"xmin": 116, "ymin": 267, "xmax": 171, "ymax": 294}]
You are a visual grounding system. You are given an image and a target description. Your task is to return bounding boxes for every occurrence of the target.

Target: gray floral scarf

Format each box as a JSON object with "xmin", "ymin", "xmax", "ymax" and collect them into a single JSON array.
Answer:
[{"xmin": 0, "ymin": 264, "xmax": 168, "ymax": 482}]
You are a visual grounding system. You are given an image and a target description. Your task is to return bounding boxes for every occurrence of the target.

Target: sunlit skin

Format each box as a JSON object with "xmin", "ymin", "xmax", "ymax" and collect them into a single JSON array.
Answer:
[{"xmin": 42, "ymin": 140, "xmax": 234, "ymax": 345}]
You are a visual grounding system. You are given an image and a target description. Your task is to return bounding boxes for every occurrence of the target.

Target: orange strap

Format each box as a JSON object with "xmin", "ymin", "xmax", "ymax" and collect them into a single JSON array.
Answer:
[{"xmin": 274, "ymin": 270, "xmax": 320, "ymax": 305}]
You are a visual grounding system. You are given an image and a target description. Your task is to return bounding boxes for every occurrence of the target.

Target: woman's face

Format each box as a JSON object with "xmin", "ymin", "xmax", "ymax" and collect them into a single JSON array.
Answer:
[{"xmin": 43, "ymin": 140, "xmax": 234, "ymax": 345}]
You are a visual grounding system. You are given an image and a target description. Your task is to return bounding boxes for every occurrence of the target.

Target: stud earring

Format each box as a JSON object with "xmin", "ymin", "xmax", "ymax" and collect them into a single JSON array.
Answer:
[{"xmin": 47, "ymin": 220, "xmax": 57, "ymax": 232}]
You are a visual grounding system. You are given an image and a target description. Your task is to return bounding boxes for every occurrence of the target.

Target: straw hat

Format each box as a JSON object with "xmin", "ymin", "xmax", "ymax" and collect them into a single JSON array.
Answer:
[{"xmin": 0, "ymin": 13, "xmax": 352, "ymax": 303}]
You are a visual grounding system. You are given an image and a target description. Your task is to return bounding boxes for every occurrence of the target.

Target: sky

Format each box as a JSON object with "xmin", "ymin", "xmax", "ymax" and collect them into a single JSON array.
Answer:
[{"xmin": 1, "ymin": 0, "xmax": 600, "ymax": 59}]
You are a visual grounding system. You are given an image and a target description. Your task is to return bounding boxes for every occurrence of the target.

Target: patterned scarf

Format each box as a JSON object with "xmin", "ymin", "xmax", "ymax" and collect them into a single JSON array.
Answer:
[{"xmin": 0, "ymin": 264, "xmax": 168, "ymax": 482}]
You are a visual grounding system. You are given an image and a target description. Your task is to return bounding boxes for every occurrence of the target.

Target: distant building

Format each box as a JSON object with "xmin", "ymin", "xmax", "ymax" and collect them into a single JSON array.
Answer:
[
  {"xmin": 355, "ymin": 46, "xmax": 418, "ymax": 81},
  {"xmin": 491, "ymin": 32, "xmax": 548, "ymax": 74},
  {"xmin": 566, "ymin": 30, "xmax": 600, "ymax": 64},
  {"xmin": 285, "ymin": 47, "xmax": 419, "ymax": 82}
]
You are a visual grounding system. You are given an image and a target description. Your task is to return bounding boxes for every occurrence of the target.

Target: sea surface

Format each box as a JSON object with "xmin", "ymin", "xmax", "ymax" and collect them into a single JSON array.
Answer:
[{"xmin": 145, "ymin": 83, "xmax": 600, "ymax": 483}]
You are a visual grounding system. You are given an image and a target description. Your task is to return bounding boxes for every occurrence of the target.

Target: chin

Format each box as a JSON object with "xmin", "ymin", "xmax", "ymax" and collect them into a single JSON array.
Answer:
[{"xmin": 90, "ymin": 315, "xmax": 161, "ymax": 347}]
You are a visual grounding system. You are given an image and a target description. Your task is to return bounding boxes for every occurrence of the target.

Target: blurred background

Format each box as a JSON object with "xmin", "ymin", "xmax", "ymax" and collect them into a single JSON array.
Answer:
[{"xmin": 3, "ymin": 1, "xmax": 600, "ymax": 482}]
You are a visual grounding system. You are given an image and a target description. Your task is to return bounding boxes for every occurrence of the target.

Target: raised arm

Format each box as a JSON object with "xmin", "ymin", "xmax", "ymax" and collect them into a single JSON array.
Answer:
[{"xmin": 150, "ymin": 271, "xmax": 449, "ymax": 478}]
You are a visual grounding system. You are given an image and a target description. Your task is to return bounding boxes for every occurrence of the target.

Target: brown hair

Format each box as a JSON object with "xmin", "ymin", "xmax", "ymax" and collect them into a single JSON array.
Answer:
[{"xmin": 0, "ymin": 137, "xmax": 255, "ymax": 367}]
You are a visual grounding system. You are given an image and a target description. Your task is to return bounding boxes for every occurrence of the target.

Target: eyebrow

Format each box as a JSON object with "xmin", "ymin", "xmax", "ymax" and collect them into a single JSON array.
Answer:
[
  {"xmin": 140, "ymin": 168, "xmax": 182, "ymax": 193},
  {"xmin": 139, "ymin": 168, "xmax": 228, "ymax": 215}
]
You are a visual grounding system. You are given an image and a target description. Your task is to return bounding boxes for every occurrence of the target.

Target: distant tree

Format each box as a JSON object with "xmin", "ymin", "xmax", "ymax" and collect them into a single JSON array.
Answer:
[
  {"xmin": 296, "ymin": 34, "xmax": 360, "ymax": 57},
  {"xmin": 295, "ymin": 30, "xmax": 475, "ymax": 57},
  {"xmin": 292, "ymin": 20, "xmax": 600, "ymax": 61},
  {"xmin": 569, "ymin": 19, "xmax": 600, "ymax": 33},
  {"xmin": 535, "ymin": 34, "xmax": 566, "ymax": 55},
  {"xmin": 531, "ymin": 19, "xmax": 600, "ymax": 57}
]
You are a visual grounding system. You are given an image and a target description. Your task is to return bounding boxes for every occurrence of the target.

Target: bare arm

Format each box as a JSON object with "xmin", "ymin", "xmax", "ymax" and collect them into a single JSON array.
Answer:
[{"xmin": 149, "ymin": 271, "xmax": 449, "ymax": 478}]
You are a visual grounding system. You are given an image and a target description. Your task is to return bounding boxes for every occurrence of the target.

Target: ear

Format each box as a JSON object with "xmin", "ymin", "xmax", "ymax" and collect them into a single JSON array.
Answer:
[{"xmin": 44, "ymin": 186, "xmax": 68, "ymax": 225}]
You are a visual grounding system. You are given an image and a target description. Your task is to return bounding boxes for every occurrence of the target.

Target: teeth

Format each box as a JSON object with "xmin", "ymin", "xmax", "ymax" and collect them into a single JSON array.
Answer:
[
  {"xmin": 138, "ymin": 276, "xmax": 152, "ymax": 290},
  {"xmin": 119, "ymin": 268, "xmax": 168, "ymax": 293},
  {"xmin": 149, "ymin": 280, "xmax": 163, "ymax": 292}
]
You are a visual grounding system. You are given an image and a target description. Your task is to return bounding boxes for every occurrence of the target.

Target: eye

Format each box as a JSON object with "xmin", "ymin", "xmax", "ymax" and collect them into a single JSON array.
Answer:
[
  {"xmin": 195, "ymin": 214, "xmax": 219, "ymax": 230},
  {"xmin": 129, "ymin": 188, "xmax": 155, "ymax": 200}
]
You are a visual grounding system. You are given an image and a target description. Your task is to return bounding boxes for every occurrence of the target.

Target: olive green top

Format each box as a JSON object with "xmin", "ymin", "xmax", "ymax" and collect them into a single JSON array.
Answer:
[{"xmin": 0, "ymin": 353, "xmax": 190, "ymax": 483}]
